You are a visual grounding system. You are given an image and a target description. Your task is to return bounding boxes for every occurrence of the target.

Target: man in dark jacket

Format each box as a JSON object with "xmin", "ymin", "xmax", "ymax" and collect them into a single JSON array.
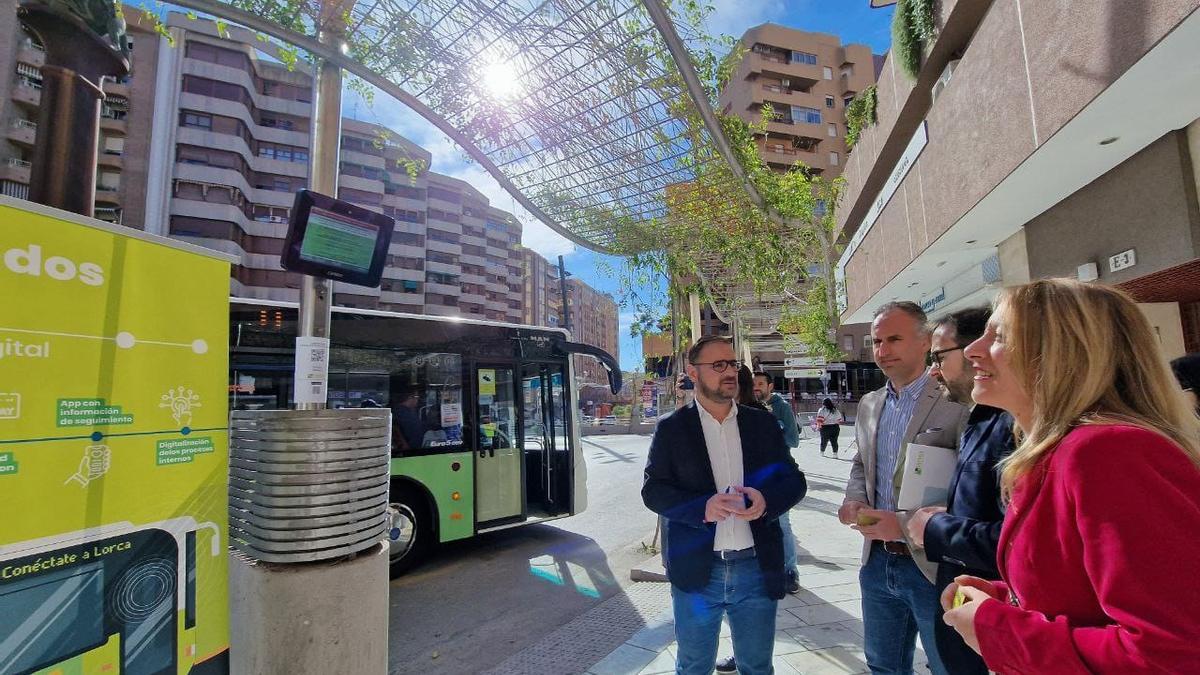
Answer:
[
  {"xmin": 907, "ymin": 307, "xmax": 1015, "ymax": 675},
  {"xmin": 643, "ymin": 335, "xmax": 806, "ymax": 675}
]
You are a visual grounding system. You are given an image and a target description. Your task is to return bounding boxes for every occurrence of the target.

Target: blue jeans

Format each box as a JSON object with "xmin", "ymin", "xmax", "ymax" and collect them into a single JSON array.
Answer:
[
  {"xmin": 780, "ymin": 511, "xmax": 797, "ymax": 577},
  {"xmin": 859, "ymin": 543, "xmax": 947, "ymax": 675},
  {"xmin": 672, "ymin": 556, "xmax": 777, "ymax": 675}
]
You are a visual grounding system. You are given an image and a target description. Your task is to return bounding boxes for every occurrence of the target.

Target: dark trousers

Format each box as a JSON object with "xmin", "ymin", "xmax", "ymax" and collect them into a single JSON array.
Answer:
[{"xmin": 819, "ymin": 424, "xmax": 840, "ymax": 453}]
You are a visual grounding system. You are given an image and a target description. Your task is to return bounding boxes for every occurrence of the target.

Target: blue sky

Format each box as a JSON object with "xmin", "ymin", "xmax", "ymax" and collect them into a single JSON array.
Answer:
[{"xmin": 341, "ymin": 0, "xmax": 896, "ymax": 370}]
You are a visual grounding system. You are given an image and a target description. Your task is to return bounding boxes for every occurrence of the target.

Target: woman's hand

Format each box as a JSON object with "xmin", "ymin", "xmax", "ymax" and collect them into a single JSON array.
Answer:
[
  {"xmin": 940, "ymin": 575, "xmax": 1004, "ymax": 610},
  {"xmin": 941, "ymin": 585, "xmax": 995, "ymax": 654}
]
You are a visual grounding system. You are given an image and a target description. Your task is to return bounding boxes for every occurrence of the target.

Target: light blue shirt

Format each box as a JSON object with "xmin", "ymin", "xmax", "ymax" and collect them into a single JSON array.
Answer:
[{"xmin": 873, "ymin": 372, "xmax": 930, "ymax": 511}]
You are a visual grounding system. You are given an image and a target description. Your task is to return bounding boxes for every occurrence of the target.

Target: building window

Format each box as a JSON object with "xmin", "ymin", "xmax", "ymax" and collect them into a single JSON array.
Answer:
[
  {"xmin": 790, "ymin": 50, "xmax": 817, "ymax": 65},
  {"xmin": 791, "ymin": 106, "xmax": 821, "ymax": 124},
  {"xmin": 863, "ymin": 335, "xmax": 873, "ymax": 349},
  {"xmin": 844, "ymin": 95, "xmax": 855, "ymax": 108},
  {"xmin": 829, "ymin": 152, "xmax": 839, "ymax": 166},
  {"xmin": 823, "ymin": 66, "xmax": 833, "ymax": 80},
  {"xmin": 843, "ymin": 335, "xmax": 854, "ymax": 352},
  {"xmin": 825, "ymin": 95, "xmax": 835, "ymax": 109},
  {"xmin": 181, "ymin": 112, "xmax": 212, "ymax": 130},
  {"xmin": 403, "ymin": 280, "xmax": 419, "ymax": 292},
  {"xmin": 827, "ymin": 123, "xmax": 837, "ymax": 137}
]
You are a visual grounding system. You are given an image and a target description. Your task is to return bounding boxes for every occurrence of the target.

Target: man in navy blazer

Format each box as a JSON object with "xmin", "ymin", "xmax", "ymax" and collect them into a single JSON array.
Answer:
[
  {"xmin": 643, "ymin": 336, "xmax": 806, "ymax": 675},
  {"xmin": 907, "ymin": 307, "xmax": 1016, "ymax": 675}
]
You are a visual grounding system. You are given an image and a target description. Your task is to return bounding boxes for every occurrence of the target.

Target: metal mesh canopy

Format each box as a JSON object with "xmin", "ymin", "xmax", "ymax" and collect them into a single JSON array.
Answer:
[{"xmin": 171, "ymin": 0, "xmax": 758, "ymax": 254}]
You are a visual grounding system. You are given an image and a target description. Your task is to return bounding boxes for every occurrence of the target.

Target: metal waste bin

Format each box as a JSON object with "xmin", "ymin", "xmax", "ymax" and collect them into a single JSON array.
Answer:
[{"xmin": 228, "ymin": 408, "xmax": 391, "ymax": 563}]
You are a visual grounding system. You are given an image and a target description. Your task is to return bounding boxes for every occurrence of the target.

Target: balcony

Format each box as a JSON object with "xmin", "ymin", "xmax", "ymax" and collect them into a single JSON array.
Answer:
[
  {"xmin": 754, "ymin": 84, "xmax": 825, "ymax": 110},
  {"xmin": 93, "ymin": 206, "xmax": 122, "ymax": 225},
  {"xmin": 7, "ymin": 119, "xmax": 36, "ymax": 147},
  {"xmin": 747, "ymin": 53, "xmax": 821, "ymax": 88},
  {"xmin": 1, "ymin": 157, "xmax": 32, "ymax": 183},
  {"xmin": 12, "ymin": 79, "xmax": 41, "ymax": 108},
  {"xmin": 16, "ymin": 41, "xmax": 45, "ymax": 69},
  {"xmin": 103, "ymin": 80, "xmax": 130, "ymax": 100},
  {"xmin": 97, "ymin": 152, "xmax": 123, "ymax": 170},
  {"xmin": 94, "ymin": 186, "xmax": 121, "ymax": 204},
  {"xmin": 765, "ymin": 117, "xmax": 826, "ymax": 141},
  {"xmin": 425, "ymin": 282, "xmax": 461, "ymax": 296},
  {"xmin": 760, "ymin": 144, "xmax": 818, "ymax": 169}
]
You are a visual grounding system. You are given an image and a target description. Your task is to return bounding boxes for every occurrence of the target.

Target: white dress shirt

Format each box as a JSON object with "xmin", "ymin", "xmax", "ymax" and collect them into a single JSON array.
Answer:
[{"xmin": 696, "ymin": 401, "xmax": 755, "ymax": 552}]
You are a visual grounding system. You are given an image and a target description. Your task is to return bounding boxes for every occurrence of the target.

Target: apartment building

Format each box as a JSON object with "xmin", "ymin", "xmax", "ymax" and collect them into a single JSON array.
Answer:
[
  {"xmin": 149, "ymin": 15, "xmax": 528, "ymax": 322},
  {"xmin": 719, "ymin": 24, "xmax": 883, "ymax": 176},
  {"xmin": 4, "ymin": 8, "xmax": 529, "ymax": 324},
  {"xmin": 519, "ymin": 247, "xmax": 619, "ymax": 381},
  {"xmin": 566, "ymin": 277, "xmax": 619, "ymax": 384},
  {"xmin": 835, "ymin": 1, "xmax": 1200, "ymax": 358},
  {"xmin": 717, "ymin": 24, "xmax": 882, "ymax": 396},
  {"xmin": 520, "ymin": 247, "xmax": 564, "ymax": 327},
  {"xmin": 0, "ymin": 3, "xmax": 162, "ymax": 227}
]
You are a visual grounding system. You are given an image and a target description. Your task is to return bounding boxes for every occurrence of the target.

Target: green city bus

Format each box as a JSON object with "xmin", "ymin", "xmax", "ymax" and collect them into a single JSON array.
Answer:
[{"xmin": 228, "ymin": 299, "xmax": 621, "ymax": 574}]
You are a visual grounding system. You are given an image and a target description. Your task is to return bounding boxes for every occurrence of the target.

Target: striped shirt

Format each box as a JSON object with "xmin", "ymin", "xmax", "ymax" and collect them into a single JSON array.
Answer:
[{"xmin": 874, "ymin": 372, "xmax": 930, "ymax": 511}]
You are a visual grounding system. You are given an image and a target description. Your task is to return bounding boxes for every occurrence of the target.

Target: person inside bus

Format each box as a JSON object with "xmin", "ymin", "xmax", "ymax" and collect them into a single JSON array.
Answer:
[{"xmin": 389, "ymin": 382, "xmax": 426, "ymax": 452}]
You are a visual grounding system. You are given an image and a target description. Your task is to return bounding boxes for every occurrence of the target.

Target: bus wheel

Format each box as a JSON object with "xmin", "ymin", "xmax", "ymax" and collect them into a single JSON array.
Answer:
[{"xmin": 388, "ymin": 488, "xmax": 432, "ymax": 577}]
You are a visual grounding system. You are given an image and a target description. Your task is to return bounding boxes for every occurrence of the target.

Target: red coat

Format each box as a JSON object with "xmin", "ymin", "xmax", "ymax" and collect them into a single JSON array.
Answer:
[{"xmin": 976, "ymin": 424, "xmax": 1200, "ymax": 673}]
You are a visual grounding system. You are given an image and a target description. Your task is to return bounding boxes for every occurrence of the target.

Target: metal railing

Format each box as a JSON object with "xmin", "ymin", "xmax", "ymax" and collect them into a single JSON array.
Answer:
[{"xmin": 5, "ymin": 157, "xmax": 32, "ymax": 169}]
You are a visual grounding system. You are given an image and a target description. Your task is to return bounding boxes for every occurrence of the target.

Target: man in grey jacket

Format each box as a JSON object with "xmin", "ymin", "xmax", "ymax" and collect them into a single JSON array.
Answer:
[{"xmin": 839, "ymin": 302, "xmax": 968, "ymax": 675}]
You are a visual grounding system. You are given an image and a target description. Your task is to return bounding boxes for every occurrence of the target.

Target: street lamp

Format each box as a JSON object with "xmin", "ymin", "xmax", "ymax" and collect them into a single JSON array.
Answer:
[{"xmin": 557, "ymin": 255, "xmax": 572, "ymax": 333}]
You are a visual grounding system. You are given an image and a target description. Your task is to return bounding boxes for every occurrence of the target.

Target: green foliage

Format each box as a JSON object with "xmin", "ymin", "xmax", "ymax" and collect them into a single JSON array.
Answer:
[
  {"xmin": 139, "ymin": 6, "xmax": 174, "ymax": 46},
  {"xmin": 892, "ymin": 0, "xmax": 936, "ymax": 79},
  {"xmin": 844, "ymin": 85, "xmax": 876, "ymax": 151},
  {"xmin": 592, "ymin": 0, "xmax": 851, "ymax": 362}
]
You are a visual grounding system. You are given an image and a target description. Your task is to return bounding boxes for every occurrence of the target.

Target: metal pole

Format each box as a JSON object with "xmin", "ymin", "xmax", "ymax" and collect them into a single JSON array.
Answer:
[
  {"xmin": 295, "ymin": 27, "xmax": 343, "ymax": 411},
  {"xmin": 557, "ymin": 255, "xmax": 572, "ymax": 333}
]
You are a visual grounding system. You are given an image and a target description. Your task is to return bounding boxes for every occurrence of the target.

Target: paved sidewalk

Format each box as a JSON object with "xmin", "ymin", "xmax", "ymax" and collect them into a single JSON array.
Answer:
[{"xmin": 586, "ymin": 436, "xmax": 934, "ymax": 675}]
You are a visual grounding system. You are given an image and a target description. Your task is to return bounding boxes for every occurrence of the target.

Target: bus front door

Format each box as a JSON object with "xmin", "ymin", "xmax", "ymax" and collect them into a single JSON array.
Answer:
[
  {"xmin": 521, "ymin": 364, "xmax": 571, "ymax": 516},
  {"xmin": 474, "ymin": 366, "xmax": 523, "ymax": 523}
]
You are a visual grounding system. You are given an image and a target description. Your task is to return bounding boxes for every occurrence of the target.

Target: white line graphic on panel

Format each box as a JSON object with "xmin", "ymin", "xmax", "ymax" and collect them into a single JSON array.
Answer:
[
  {"xmin": 160, "ymin": 387, "xmax": 201, "ymax": 426},
  {"xmin": 0, "ymin": 327, "xmax": 208, "ymax": 354},
  {"xmin": 65, "ymin": 444, "xmax": 111, "ymax": 487}
]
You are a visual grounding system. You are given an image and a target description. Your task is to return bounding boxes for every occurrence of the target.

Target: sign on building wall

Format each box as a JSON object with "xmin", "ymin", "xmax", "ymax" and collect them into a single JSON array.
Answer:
[
  {"xmin": 0, "ymin": 198, "xmax": 232, "ymax": 674},
  {"xmin": 835, "ymin": 121, "xmax": 930, "ymax": 313},
  {"xmin": 1108, "ymin": 248, "xmax": 1137, "ymax": 273}
]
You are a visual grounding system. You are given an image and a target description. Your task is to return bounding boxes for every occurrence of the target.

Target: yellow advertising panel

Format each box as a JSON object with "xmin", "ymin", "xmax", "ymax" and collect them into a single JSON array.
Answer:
[{"xmin": 0, "ymin": 198, "xmax": 232, "ymax": 675}]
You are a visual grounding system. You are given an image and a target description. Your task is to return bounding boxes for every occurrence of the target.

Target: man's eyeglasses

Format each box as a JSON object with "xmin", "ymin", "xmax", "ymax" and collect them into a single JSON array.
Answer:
[
  {"xmin": 692, "ymin": 359, "xmax": 742, "ymax": 373},
  {"xmin": 927, "ymin": 346, "xmax": 963, "ymax": 368}
]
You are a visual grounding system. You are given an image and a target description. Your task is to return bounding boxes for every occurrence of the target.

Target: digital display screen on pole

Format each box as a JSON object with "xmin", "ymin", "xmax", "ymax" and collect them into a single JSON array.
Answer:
[{"xmin": 282, "ymin": 190, "xmax": 394, "ymax": 287}]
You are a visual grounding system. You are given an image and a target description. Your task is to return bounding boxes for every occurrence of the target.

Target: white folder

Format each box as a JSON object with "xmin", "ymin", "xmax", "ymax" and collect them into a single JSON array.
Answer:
[{"xmin": 896, "ymin": 443, "xmax": 958, "ymax": 511}]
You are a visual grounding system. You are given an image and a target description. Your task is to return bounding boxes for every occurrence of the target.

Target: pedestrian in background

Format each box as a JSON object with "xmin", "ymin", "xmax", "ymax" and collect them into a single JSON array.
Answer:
[
  {"xmin": 815, "ymin": 397, "xmax": 844, "ymax": 456},
  {"xmin": 907, "ymin": 306, "xmax": 1015, "ymax": 675},
  {"xmin": 839, "ymin": 301, "xmax": 968, "ymax": 675},
  {"xmin": 942, "ymin": 279, "xmax": 1200, "ymax": 673},
  {"xmin": 752, "ymin": 372, "xmax": 803, "ymax": 595},
  {"xmin": 1171, "ymin": 353, "xmax": 1200, "ymax": 415},
  {"xmin": 643, "ymin": 336, "xmax": 806, "ymax": 675},
  {"xmin": 737, "ymin": 365, "xmax": 769, "ymax": 412}
]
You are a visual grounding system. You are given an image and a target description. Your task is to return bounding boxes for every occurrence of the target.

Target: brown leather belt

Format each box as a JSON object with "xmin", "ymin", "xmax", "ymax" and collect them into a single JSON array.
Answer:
[{"xmin": 880, "ymin": 541, "xmax": 911, "ymax": 556}]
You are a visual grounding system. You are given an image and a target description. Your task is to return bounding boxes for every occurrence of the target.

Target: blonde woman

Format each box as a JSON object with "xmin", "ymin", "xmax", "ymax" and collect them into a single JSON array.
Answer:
[{"xmin": 941, "ymin": 278, "xmax": 1200, "ymax": 673}]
